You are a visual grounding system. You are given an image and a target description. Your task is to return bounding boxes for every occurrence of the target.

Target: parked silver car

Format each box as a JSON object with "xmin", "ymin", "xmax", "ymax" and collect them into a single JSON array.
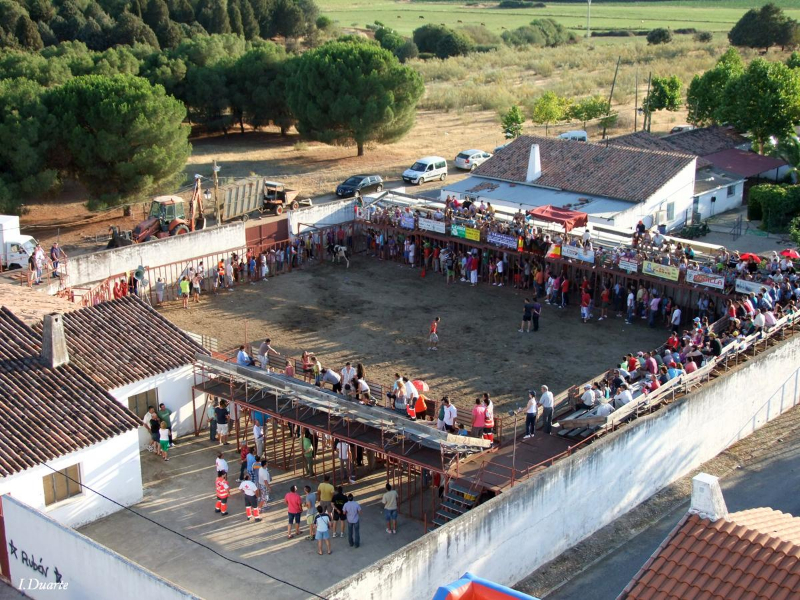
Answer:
[{"xmin": 454, "ymin": 149, "xmax": 492, "ymax": 171}]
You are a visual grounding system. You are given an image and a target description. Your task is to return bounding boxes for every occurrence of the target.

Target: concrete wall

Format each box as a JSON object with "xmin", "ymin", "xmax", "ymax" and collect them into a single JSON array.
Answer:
[
  {"xmin": 50, "ymin": 223, "xmax": 246, "ymax": 292},
  {"xmin": 326, "ymin": 336, "xmax": 800, "ymax": 600},
  {"xmin": 0, "ymin": 431, "xmax": 142, "ymax": 528},
  {"xmin": 614, "ymin": 161, "xmax": 697, "ymax": 232},
  {"xmin": 288, "ymin": 199, "xmax": 357, "ymax": 235},
  {"xmin": 1, "ymin": 495, "xmax": 197, "ymax": 599},
  {"xmin": 108, "ymin": 364, "xmax": 205, "ymax": 449}
]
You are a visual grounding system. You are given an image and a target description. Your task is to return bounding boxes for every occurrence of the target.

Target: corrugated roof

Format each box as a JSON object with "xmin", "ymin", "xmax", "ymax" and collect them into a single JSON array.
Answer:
[
  {"xmin": 703, "ymin": 149, "xmax": 788, "ymax": 179},
  {"xmin": 0, "ymin": 306, "xmax": 140, "ymax": 477},
  {"xmin": 33, "ymin": 296, "xmax": 209, "ymax": 391},
  {"xmin": 608, "ymin": 131, "xmax": 713, "ymax": 169},
  {"xmin": 664, "ymin": 126, "xmax": 750, "ymax": 156},
  {"xmin": 619, "ymin": 510, "xmax": 800, "ymax": 600},
  {"xmin": 473, "ymin": 135, "xmax": 695, "ymax": 203}
]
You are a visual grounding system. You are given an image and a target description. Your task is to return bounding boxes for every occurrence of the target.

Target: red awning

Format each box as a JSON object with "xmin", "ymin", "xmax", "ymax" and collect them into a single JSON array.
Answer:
[{"xmin": 528, "ymin": 205, "xmax": 588, "ymax": 233}]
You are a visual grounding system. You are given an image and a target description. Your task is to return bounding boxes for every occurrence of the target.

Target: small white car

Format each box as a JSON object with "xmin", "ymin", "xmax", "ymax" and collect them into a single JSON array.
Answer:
[
  {"xmin": 402, "ymin": 156, "xmax": 448, "ymax": 185},
  {"xmin": 454, "ymin": 149, "xmax": 492, "ymax": 171}
]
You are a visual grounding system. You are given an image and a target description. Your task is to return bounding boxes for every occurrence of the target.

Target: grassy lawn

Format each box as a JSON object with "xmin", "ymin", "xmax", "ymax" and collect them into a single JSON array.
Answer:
[{"xmin": 319, "ymin": 0, "xmax": 800, "ymax": 36}]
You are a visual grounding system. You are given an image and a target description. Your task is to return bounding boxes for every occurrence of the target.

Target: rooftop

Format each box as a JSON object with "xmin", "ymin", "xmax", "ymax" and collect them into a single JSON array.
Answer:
[
  {"xmin": 607, "ymin": 131, "xmax": 713, "ymax": 169},
  {"xmin": 0, "ymin": 306, "xmax": 140, "ymax": 477},
  {"xmin": 34, "ymin": 296, "xmax": 208, "ymax": 390},
  {"xmin": 473, "ymin": 135, "xmax": 695, "ymax": 203},
  {"xmin": 663, "ymin": 125, "xmax": 750, "ymax": 157},
  {"xmin": 693, "ymin": 167, "xmax": 744, "ymax": 195},
  {"xmin": 0, "ymin": 281, "xmax": 77, "ymax": 326},
  {"xmin": 620, "ymin": 508, "xmax": 800, "ymax": 600},
  {"xmin": 703, "ymin": 148, "xmax": 788, "ymax": 179}
]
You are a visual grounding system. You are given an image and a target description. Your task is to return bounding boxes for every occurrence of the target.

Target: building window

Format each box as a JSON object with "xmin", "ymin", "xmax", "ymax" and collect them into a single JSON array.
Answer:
[
  {"xmin": 128, "ymin": 388, "xmax": 158, "ymax": 419},
  {"xmin": 43, "ymin": 464, "xmax": 82, "ymax": 506},
  {"xmin": 727, "ymin": 185, "xmax": 736, "ymax": 197},
  {"xmin": 666, "ymin": 202, "xmax": 675, "ymax": 221}
]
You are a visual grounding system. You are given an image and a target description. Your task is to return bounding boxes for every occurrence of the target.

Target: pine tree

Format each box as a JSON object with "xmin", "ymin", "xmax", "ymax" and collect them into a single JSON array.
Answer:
[
  {"xmin": 144, "ymin": 0, "xmax": 170, "ymax": 32},
  {"xmin": 239, "ymin": 0, "xmax": 258, "ymax": 39},
  {"xmin": 228, "ymin": 0, "xmax": 243, "ymax": 36},
  {"xmin": 15, "ymin": 15, "xmax": 44, "ymax": 50}
]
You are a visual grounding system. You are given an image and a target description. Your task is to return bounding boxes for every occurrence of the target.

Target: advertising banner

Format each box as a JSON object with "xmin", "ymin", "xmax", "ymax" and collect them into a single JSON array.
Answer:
[
  {"xmin": 561, "ymin": 244, "xmax": 596, "ymax": 264},
  {"xmin": 451, "ymin": 224, "xmax": 481, "ymax": 241},
  {"xmin": 686, "ymin": 270, "xmax": 725, "ymax": 290},
  {"xmin": 418, "ymin": 217, "xmax": 445, "ymax": 234},
  {"xmin": 487, "ymin": 232, "xmax": 517, "ymax": 249},
  {"xmin": 618, "ymin": 259, "xmax": 639, "ymax": 273},
  {"xmin": 400, "ymin": 215, "xmax": 415, "ymax": 230},
  {"xmin": 642, "ymin": 260, "xmax": 680, "ymax": 281},
  {"xmin": 735, "ymin": 279, "xmax": 772, "ymax": 295}
]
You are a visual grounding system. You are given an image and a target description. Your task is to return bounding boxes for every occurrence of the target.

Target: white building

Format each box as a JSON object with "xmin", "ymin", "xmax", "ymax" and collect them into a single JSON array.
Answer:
[
  {"xmin": 0, "ymin": 309, "xmax": 142, "ymax": 528},
  {"xmin": 442, "ymin": 135, "xmax": 697, "ymax": 232},
  {"xmin": 36, "ymin": 296, "xmax": 210, "ymax": 449}
]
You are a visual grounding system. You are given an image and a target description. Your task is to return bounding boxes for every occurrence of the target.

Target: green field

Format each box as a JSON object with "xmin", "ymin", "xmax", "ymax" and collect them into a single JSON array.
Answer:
[{"xmin": 318, "ymin": 0, "xmax": 800, "ymax": 36}]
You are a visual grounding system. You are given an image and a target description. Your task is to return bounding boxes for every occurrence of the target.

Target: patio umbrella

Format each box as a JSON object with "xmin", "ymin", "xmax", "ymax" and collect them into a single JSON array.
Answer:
[
  {"xmin": 779, "ymin": 249, "xmax": 800, "ymax": 259},
  {"xmin": 412, "ymin": 380, "xmax": 429, "ymax": 393},
  {"xmin": 739, "ymin": 253, "xmax": 761, "ymax": 262}
]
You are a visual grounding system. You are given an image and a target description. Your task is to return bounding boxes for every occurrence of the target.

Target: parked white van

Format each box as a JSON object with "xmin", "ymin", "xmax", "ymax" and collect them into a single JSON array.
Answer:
[
  {"xmin": 402, "ymin": 156, "xmax": 448, "ymax": 185},
  {"xmin": 558, "ymin": 130, "xmax": 588, "ymax": 142}
]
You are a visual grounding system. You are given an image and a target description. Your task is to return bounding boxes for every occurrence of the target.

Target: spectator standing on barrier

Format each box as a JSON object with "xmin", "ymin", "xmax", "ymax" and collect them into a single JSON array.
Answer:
[
  {"xmin": 341, "ymin": 362, "xmax": 356, "ymax": 394},
  {"xmin": 343, "ymin": 494, "xmax": 362, "ymax": 548},
  {"xmin": 540, "ymin": 385, "xmax": 555, "ymax": 435},
  {"xmin": 471, "ymin": 398, "xmax": 486, "ymax": 437},
  {"xmin": 382, "ymin": 483, "xmax": 398, "ymax": 534},
  {"xmin": 442, "ymin": 397, "xmax": 457, "ymax": 433},
  {"xmin": 523, "ymin": 390, "xmax": 537, "ymax": 439},
  {"xmin": 258, "ymin": 338, "xmax": 276, "ymax": 371}
]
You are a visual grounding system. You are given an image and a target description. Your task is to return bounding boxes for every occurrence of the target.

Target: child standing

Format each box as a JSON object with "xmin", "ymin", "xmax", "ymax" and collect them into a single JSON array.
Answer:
[{"xmin": 159, "ymin": 421, "xmax": 170, "ymax": 461}]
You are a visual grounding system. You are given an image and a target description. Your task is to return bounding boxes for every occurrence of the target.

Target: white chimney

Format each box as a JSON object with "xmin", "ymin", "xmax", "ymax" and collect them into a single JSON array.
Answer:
[
  {"xmin": 689, "ymin": 473, "xmax": 728, "ymax": 521},
  {"xmin": 42, "ymin": 313, "xmax": 69, "ymax": 369},
  {"xmin": 526, "ymin": 144, "xmax": 542, "ymax": 183}
]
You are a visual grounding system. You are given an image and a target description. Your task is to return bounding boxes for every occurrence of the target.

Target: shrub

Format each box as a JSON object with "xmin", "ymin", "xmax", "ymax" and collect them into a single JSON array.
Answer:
[
  {"xmin": 458, "ymin": 24, "xmax": 501, "ymax": 46},
  {"xmin": 647, "ymin": 28, "xmax": 672, "ymax": 45},
  {"xmin": 674, "ymin": 28, "xmax": 697, "ymax": 35},
  {"xmin": 395, "ymin": 40, "xmax": 419, "ymax": 63},
  {"xmin": 533, "ymin": 2, "xmax": 546, "ymax": 7},
  {"xmin": 694, "ymin": 31, "xmax": 713, "ymax": 43},
  {"xmin": 497, "ymin": 0, "xmax": 530, "ymax": 8},
  {"xmin": 790, "ymin": 215, "xmax": 800, "ymax": 246},
  {"xmin": 316, "ymin": 16, "xmax": 332, "ymax": 30},
  {"xmin": 435, "ymin": 30, "xmax": 473, "ymax": 59},
  {"xmin": 413, "ymin": 23, "xmax": 452, "ymax": 54},
  {"xmin": 749, "ymin": 184, "xmax": 800, "ymax": 232},
  {"xmin": 502, "ymin": 18, "xmax": 574, "ymax": 47},
  {"xmin": 591, "ymin": 30, "xmax": 645, "ymax": 37}
]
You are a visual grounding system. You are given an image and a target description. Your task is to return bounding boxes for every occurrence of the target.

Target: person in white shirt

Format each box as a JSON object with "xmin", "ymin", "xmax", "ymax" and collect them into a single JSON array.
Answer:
[
  {"xmin": 257, "ymin": 459, "xmax": 272, "ymax": 510},
  {"xmin": 341, "ymin": 362, "xmax": 356, "ymax": 397},
  {"xmin": 670, "ymin": 306, "xmax": 682, "ymax": 333},
  {"xmin": 753, "ymin": 309, "xmax": 766, "ymax": 331},
  {"xmin": 321, "ymin": 368, "xmax": 342, "ymax": 393},
  {"xmin": 442, "ymin": 398, "xmax": 457, "ymax": 432},
  {"xmin": 540, "ymin": 385, "xmax": 555, "ymax": 434},
  {"xmin": 238, "ymin": 474, "xmax": 260, "ymax": 521},
  {"xmin": 337, "ymin": 441, "xmax": 355, "ymax": 483},
  {"xmin": 215, "ymin": 452, "xmax": 228, "ymax": 478},
  {"xmin": 253, "ymin": 422, "xmax": 264, "ymax": 458},
  {"xmin": 356, "ymin": 377, "xmax": 371, "ymax": 404},
  {"xmin": 521, "ymin": 390, "xmax": 537, "ymax": 439},
  {"xmin": 578, "ymin": 384, "xmax": 595, "ymax": 410},
  {"xmin": 595, "ymin": 398, "xmax": 614, "ymax": 418},
  {"xmin": 404, "ymin": 377, "xmax": 419, "ymax": 405},
  {"xmin": 626, "ymin": 290, "xmax": 636, "ymax": 324},
  {"xmin": 613, "ymin": 384, "xmax": 633, "ymax": 409}
]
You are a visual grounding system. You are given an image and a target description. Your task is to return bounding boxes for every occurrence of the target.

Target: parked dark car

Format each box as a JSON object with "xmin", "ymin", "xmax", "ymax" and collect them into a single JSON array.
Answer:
[{"xmin": 336, "ymin": 175, "xmax": 384, "ymax": 198}]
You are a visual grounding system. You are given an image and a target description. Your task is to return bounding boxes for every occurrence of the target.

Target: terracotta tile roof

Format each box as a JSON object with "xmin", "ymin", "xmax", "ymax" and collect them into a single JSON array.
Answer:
[
  {"xmin": 702, "ymin": 149, "xmax": 788, "ymax": 179},
  {"xmin": 620, "ymin": 510, "xmax": 800, "ymax": 600},
  {"xmin": 0, "ymin": 282, "xmax": 78, "ymax": 326},
  {"xmin": 0, "ymin": 306, "xmax": 140, "ymax": 477},
  {"xmin": 473, "ymin": 135, "xmax": 695, "ymax": 203},
  {"xmin": 608, "ymin": 131, "xmax": 713, "ymax": 169},
  {"xmin": 663, "ymin": 126, "xmax": 750, "ymax": 157},
  {"xmin": 33, "ymin": 296, "xmax": 208, "ymax": 391}
]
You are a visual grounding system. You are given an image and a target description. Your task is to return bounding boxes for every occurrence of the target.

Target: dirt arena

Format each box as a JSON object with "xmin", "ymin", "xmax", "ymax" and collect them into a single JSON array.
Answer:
[{"xmin": 162, "ymin": 256, "xmax": 669, "ymax": 410}]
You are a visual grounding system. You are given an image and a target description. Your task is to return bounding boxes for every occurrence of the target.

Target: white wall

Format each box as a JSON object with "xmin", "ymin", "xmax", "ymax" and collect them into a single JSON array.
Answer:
[
  {"xmin": 108, "ymin": 364, "xmax": 205, "ymax": 449},
  {"xmin": 1, "ymin": 495, "xmax": 197, "ymax": 600},
  {"xmin": 613, "ymin": 161, "xmax": 697, "ymax": 232},
  {"xmin": 0, "ymin": 431, "xmax": 142, "ymax": 528},
  {"xmin": 325, "ymin": 336, "xmax": 800, "ymax": 600},
  {"xmin": 694, "ymin": 181, "xmax": 744, "ymax": 221},
  {"xmin": 45, "ymin": 222, "xmax": 246, "ymax": 293},
  {"xmin": 288, "ymin": 199, "xmax": 357, "ymax": 235}
]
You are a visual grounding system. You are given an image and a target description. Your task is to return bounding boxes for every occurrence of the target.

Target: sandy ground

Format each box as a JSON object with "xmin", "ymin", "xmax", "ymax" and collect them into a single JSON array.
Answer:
[{"xmin": 161, "ymin": 256, "xmax": 668, "ymax": 410}]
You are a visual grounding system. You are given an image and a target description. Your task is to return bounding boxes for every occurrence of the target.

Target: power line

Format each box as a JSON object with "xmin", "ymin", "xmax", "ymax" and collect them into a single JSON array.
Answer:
[{"xmin": 39, "ymin": 461, "xmax": 327, "ymax": 600}]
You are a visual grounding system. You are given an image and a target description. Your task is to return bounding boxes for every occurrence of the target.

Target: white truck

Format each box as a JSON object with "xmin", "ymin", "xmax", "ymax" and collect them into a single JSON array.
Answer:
[{"xmin": 0, "ymin": 215, "xmax": 37, "ymax": 271}]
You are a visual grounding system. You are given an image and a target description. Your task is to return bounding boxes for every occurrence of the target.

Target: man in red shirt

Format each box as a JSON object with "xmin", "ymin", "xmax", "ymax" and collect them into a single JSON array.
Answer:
[
  {"xmin": 428, "ymin": 317, "xmax": 440, "ymax": 351},
  {"xmin": 560, "ymin": 277, "xmax": 570, "ymax": 308},
  {"xmin": 581, "ymin": 290, "xmax": 591, "ymax": 322},
  {"xmin": 285, "ymin": 485, "xmax": 303, "ymax": 539}
]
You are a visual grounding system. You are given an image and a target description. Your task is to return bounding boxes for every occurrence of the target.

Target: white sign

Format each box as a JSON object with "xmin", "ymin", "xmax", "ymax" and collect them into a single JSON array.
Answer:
[
  {"xmin": 487, "ymin": 232, "xmax": 518, "ymax": 249},
  {"xmin": 400, "ymin": 215, "xmax": 415, "ymax": 230},
  {"xmin": 418, "ymin": 217, "xmax": 445, "ymax": 234},
  {"xmin": 686, "ymin": 270, "xmax": 725, "ymax": 290},
  {"xmin": 735, "ymin": 278, "xmax": 772, "ymax": 295},
  {"xmin": 561, "ymin": 245, "xmax": 595, "ymax": 264}
]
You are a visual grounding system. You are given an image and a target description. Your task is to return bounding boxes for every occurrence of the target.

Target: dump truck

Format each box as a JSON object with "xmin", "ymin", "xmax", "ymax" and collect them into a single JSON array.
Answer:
[
  {"xmin": 220, "ymin": 177, "xmax": 311, "ymax": 220},
  {"xmin": 0, "ymin": 215, "xmax": 38, "ymax": 270},
  {"xmin": 131, "ymin": 178, "xmax": 206, "ymax": 243}
]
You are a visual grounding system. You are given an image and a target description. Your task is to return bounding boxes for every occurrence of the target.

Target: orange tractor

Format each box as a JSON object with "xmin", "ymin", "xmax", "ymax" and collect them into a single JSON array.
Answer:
[{"xmin": 131, "ymin": 178, "xmax": 206, "ymax": 243}]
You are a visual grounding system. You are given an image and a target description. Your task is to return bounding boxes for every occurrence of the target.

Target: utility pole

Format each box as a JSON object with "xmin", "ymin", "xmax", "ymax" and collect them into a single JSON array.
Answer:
[
  {"xmin": 212, "ymin": 159, "xmax": 220, "ymax": 226},
  {"xmin": 644, "ymin": 72, "xmax": 652, "ymax": 133},
  {"xmin": 634, "ymin": 73, "xmax": 640, "ymax": 132},
  {"xmin": 586, "ymin": 0, "xmax": 591, "ymax": 38},
  {"xmin": 601, "ymin": 56, "xmax": 621, "ymax": 140}
]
